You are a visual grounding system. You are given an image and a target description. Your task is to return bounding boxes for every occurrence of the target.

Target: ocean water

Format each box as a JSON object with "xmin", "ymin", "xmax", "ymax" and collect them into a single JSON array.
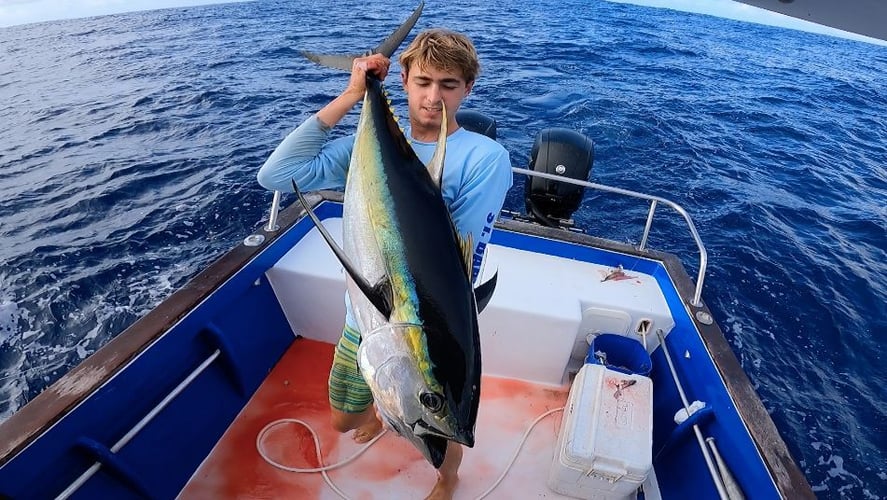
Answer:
[{"xmin": 1, "ymin": 0, "xmax": 884, "ymax": 497}]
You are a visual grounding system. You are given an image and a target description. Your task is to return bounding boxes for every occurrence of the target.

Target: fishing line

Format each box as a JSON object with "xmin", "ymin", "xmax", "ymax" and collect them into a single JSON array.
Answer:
[{"xmin": 255, "ymin": 406, "xmax": 564, "ymax": 500}]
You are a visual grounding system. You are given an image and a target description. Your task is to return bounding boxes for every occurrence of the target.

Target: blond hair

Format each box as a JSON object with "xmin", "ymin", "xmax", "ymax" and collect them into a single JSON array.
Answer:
[{"xmin": 399, "ymin": 29, "xmax": 480, "ymax": 83}]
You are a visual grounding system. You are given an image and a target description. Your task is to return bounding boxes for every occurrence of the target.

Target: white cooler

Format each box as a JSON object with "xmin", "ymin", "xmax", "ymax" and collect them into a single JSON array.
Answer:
[{"xmin": 548, "ymin": 363, "xmax": 653, "ymax": 499}]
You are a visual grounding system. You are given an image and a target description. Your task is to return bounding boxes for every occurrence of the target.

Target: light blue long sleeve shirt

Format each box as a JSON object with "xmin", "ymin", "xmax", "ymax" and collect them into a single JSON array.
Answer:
[{"xmin": 257, "ymin": 113, "xmax": 513, "ymax": 329}]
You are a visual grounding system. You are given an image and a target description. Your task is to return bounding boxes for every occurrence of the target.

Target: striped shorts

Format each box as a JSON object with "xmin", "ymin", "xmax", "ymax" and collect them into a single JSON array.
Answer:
[{"xmin": 328, "ymin": 325, "xmax": 373, "ymax": 413}]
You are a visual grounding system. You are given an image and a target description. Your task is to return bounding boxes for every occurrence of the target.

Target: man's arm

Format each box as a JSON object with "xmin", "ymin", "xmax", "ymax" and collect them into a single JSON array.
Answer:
[
  {"xmin": 256, "ymin": 54, "xmax": 391, "ymax": 193},
  {"xmin": 316, "ymin": 54, "xmax": 390, "ymax": 128}
]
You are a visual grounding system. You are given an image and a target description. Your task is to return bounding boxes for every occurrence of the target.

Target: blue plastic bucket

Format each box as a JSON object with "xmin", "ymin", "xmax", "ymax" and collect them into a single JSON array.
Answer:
[{"xmin": 585, "ymin": 333, "xmax": 652, "ymax": 376}]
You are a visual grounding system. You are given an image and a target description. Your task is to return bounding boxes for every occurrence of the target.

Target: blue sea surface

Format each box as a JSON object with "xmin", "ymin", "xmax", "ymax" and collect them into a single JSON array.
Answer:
[{"xmin": 1, "ymin": 0, "xmax": 885, "ymax": 497}]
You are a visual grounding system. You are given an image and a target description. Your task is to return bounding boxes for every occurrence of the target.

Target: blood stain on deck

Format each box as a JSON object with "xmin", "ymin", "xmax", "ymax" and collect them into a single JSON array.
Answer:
[{"xmin": 180, "ymin": 337, "xmax": 571, "ymax": 499}]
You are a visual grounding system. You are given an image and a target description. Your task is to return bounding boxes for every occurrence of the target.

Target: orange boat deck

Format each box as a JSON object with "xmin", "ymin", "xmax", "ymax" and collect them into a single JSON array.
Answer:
[{"xmin": 179, "ymin": 337, "xmax": 572, "ymax": 499}]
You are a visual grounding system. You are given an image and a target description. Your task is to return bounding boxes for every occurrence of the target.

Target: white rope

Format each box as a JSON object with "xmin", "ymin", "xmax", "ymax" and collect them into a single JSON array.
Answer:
[
  {"xmin": 256, "ymin": 418, "xmax": 387, "ymax": 499},
  {"xmin": 474, "ymin": 407, "xmax": 563, "ymax": 500},
  {"xmin": 256, "ymin": 407, "xmax": 565, "ymax": 500}
]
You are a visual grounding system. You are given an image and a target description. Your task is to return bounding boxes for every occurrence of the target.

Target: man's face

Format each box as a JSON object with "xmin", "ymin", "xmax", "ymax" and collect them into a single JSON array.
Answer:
[{"xmin": 402, "ymin": 62, "xmax": 474, "ymax": 140}]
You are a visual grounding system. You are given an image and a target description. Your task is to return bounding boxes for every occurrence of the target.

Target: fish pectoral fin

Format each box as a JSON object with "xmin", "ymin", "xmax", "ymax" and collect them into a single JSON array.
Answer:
[
  {"xmin": 370, "ymin": 279, "xmax": 394, "ymax": 320},
  {"xmin": 474, "ymin": 271, "xmax": 498, "ymax": 314},
  {"xmin": 291, "ymin": 179, "xmax": 393, "ymax": 319}
]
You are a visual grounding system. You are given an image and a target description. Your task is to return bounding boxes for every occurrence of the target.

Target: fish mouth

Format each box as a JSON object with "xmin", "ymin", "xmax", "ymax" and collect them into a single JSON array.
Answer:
[
  {"xmin": 453, "ymin": 428, "xmax": 474, "ymax": 448},
  {"xmin": 411, "ymin": 419, "xmax": 474, "ymax": 448}
]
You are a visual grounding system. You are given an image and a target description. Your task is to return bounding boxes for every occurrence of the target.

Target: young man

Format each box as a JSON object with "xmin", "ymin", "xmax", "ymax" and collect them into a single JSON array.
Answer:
[{"xmin": 257, "ymin": 29, "xmax": 512, "ymax": 499}]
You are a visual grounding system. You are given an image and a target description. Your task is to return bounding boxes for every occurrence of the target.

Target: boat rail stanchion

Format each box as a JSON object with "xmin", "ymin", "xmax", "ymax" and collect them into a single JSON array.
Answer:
[
  {"xmin": 264, "ymin": 190, "xmax": 282, "ymax": 232},
  {"xmin": 656, "ymin": 329, "xmax": 731, "ymax": 500},
  {"xmin": 639, "ymin": 199, "xmax": 657, "ymax": 251}
]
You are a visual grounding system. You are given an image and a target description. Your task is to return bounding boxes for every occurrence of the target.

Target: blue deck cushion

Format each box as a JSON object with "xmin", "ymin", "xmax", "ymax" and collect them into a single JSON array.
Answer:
[{"xmin": 586, "ymin": 333, "xmax": 652, "ymax": 376}]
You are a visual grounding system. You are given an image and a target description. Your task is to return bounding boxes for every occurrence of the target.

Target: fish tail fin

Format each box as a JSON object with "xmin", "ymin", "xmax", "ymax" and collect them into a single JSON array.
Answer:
[{"xmin": 300, "ymin": 2, "xmax": 424, "ymax": 70}]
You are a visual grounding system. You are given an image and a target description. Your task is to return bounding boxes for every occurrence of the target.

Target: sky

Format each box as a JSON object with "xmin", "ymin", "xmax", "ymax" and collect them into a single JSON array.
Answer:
[
  {"xmin": 0, "ymin": 0, "xmax": 243, "ymax": 28},
  {"xmin": 0, "ymin": 0, "xmax": 883, "ymax": 46}
]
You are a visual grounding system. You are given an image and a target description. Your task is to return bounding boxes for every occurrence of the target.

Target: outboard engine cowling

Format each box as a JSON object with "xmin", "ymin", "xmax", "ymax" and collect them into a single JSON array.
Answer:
[
  {"xmin": 456, "ymin": 109, "xmax": 497, "ymax": 140},
  {"xmin": 525, "ymin": 128, "xmax": 594, "ymax": 227}
]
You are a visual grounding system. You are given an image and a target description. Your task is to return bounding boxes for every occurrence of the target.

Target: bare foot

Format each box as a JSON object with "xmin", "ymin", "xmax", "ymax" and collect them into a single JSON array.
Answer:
[
  {"xmin": 351, "ymin": 413, "xmax": 383, "ymax": 444},
  {"xmin": 425, "ymin": 443, "xmax": 462, "ymax": 500},
  {"xmin": 424, "ymin": 474, "xmax": 458, "ymax": 500}
]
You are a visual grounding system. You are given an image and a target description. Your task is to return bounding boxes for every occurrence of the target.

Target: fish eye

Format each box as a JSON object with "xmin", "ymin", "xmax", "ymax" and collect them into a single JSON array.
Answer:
[{"xmin": 419, "ymin": 392, "xmax": 444, "ymax": 412}]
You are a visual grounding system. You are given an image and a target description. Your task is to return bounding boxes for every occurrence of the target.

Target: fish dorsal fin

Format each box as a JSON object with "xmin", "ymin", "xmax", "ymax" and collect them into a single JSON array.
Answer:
[
  {"xmin": 300, "ymin": 2, "xmax": 424, "ymax": 71},
  {"xmin": 458, "ymin": 231, "xmax": 473, "ymax": 281},
  {"xmin": 474, "ymin": 271, "xmax": 498, "ymax": 314},
  {"xmin": 291, "ymin": 179, "xmax": 393, "ymax": 319},
  {"xmin": 426, "ymin": 101, "xmax": 447, "ymax": 188}
]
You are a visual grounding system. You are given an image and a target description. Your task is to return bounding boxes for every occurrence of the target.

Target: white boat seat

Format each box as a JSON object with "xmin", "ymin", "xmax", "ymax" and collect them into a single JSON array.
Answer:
[{"xmin": 266, "ymin": 218, "xmax": 675, "ymax": 386}]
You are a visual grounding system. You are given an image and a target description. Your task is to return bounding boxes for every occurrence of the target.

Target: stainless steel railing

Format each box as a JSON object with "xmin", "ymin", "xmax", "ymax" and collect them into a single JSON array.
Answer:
[
  {"xmin": 56, "ymin": 350, "xmax": 222, "ymax": 499},
  {"xmin": 263, "ymin": 190, "xmax": 282, "ymax": 232},
  {"xmin": 511, "ymin": 167, "xmax": 708, "ymax": 307},
  {"xmin": 261, "ymin": 167, "xmax": 709, "ymax": 307}
]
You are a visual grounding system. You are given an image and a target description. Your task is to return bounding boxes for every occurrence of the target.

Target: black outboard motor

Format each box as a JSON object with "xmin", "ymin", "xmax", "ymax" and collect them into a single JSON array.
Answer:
[
  {"xmin": 524, "ymin": 128, "xmax": 594, "ymax": 227},
  {"xmin": 456, "ymin": 109, "xmax": 497, "ymax": 140}
]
